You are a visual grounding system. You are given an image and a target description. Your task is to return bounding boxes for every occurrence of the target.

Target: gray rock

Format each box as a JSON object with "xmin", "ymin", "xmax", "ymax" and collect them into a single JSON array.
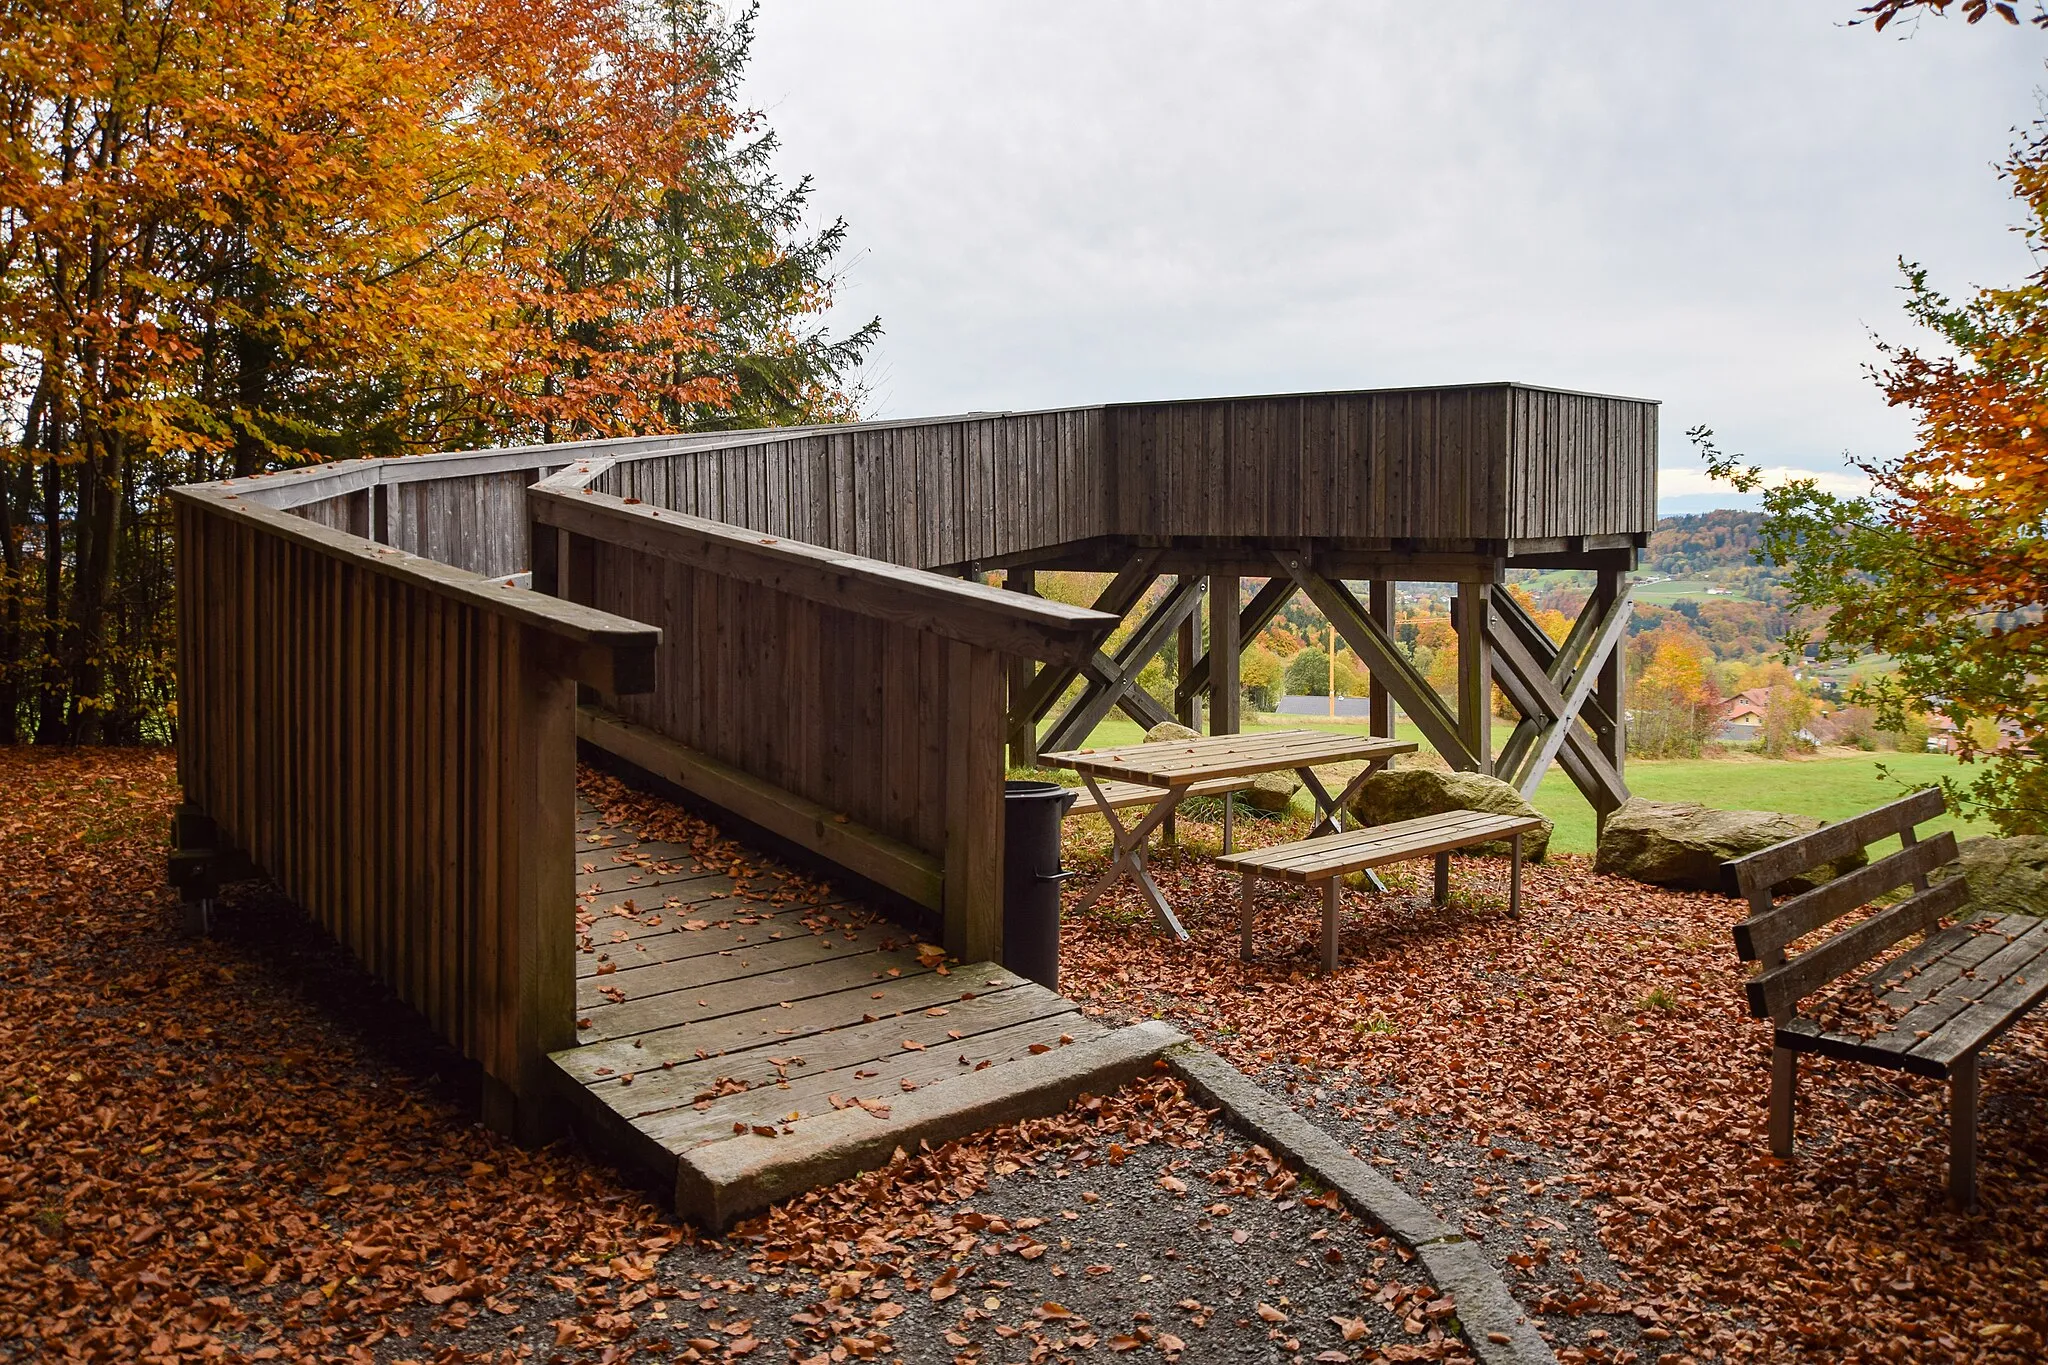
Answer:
[
  {"xmin": 1947, "ymin": 835, "xmax": 2048, "ymax": 917},
  {"xmin": 1240, "ymin": 769, "xmax": 1301, "ymax": 813},
  {"xmin": 1143, "ymin": 721, "xmax": 1201, "ymax": 743},
  {"xmin": 1593, "ymin": 797, "xmax": 1864, "ymax": 892},
  {"xmin": 1348, "ymin": 768, "xmax": 1552, "ymax": 862}
]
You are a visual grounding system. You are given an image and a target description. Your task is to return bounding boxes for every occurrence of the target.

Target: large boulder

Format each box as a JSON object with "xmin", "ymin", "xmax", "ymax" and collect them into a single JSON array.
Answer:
[
  {"xmin": 1945, "ymin": 835, "xmax": 2048, "ymax": 917},
  {"xmin": 1347, "ymin": 768, "xmax": 1551, "ymax": 862},
  {"xmin": 1593, "ymin": 798, "xmax": 1864, "ymax": 893},
  {"xmin": 1239, "ymin": 770, "xmax": 1301, "ymax": 813},
  {"xmin": 1144, "ymin": 721, "xmax": 1201, "ymax": 743}
]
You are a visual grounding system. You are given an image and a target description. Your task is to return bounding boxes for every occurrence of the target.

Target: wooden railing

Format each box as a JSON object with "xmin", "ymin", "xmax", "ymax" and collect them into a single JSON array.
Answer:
[
  {"xmin": 584, "ymin": 385, "xmax": 1659, "ymax": 563},
  {"xmin": 590, "ymin": 410, "xmax": 1107, "ymax": 571},
  {"xmin": 171, "ymin": 475, "xmax": 658, "ymax": 1139},
  {"xmin": 234, "ymin": 432, "xmax": 761, "ymax": 578},
  {"xmin": 531, "ymin": 457, "xmax": 1115, "ymax": 961}
]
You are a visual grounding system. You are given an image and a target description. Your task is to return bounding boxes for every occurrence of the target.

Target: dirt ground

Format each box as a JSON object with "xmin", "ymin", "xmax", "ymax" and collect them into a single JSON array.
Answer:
[{"xmin": 1055, "ymin": 801, "xmax": 2048, "ymax": 1363}]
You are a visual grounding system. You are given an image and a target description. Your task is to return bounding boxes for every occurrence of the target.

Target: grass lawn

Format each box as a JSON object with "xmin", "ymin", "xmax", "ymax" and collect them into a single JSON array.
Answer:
[
  {"xmin": 1055, "ymin": 711, "xmax": 1982, "ymax": 856},
  {"xmin": 1630, "ymin": 578, "xmax": 1730, "ymax": 603}
]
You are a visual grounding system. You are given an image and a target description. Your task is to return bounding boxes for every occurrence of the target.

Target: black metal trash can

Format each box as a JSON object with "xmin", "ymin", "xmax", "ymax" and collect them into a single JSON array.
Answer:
[{"xmin": 1002, "ymin": 780, "xmax": 1078, "ymax": 990}]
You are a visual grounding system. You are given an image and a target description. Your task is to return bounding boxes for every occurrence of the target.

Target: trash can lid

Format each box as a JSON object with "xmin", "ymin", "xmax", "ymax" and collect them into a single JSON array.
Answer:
[{"xmin": 1004, "ymin": 780, "xmax": 1072, "ymax": 799}]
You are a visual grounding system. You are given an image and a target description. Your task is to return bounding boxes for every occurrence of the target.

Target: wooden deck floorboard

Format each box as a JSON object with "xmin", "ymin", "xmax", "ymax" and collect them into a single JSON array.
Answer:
[{"xmin": 552, "ymin": 796, "xmax": 1171, "ymax": 1227}]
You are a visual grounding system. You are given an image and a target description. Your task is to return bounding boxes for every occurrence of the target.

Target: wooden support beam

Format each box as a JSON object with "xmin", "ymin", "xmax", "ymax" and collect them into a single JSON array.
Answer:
[
  {"xmin": 485, "ymin": 624, "xmax": 578, "ymax": 1145},
  {"xmin": 1484, "ymin": 587, "xmax": 1632, "ymax": 813},
  {"xmin": 1494, "ymin": 592, "xmax": 1621, "ymax": 739},
  {"xmin": 1006, "ymin": 569, "xmax": 1040, "ymax": 767},
  {"xmin": 1176, "ymin": 575, "xmax": 1294, "ymax": 707},
  {"xmin": 1368, "ymin": 580, "xmax": 1393, "ymax": 739},
  {"xmin": 1042, "ymin": 576, "xmax": 1203, "ymax": 752},
  {"xmin": 1455, "ymin": 583, "xmax": 1493, "ymax": 775},
  {"xmin": 1176, "ymin": 591, "xmax": 1201, "ymax": 730},
  {"xmin": 1280, "ymin": 555, "xmax": 1479, "ymax": 770},
  {"xmin": 1208, "ymin": 574, "xmax": 1241, "ymax": 735},
  {"xmin": 1595, "ymin": 567, "xmax": 1628, "ymax": 783},
  {"xmin": 1009, "ymin": 551, "xmax": 1165, "ymax": 728}
]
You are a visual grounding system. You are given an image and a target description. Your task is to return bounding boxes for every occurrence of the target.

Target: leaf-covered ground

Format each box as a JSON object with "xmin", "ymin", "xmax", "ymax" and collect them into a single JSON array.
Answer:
[
  {"xmin": 0, "ymin": 749, "xmax": 1471, "ymax": 1365},
  {"xmin": 1056, "ymin": 804, "xmax": 2048, "ymax": 1363}
]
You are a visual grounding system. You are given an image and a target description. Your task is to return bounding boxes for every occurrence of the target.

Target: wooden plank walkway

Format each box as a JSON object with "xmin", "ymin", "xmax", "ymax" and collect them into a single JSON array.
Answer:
[{"xmin": 550, "ymin": 797, "xmax": 1180, "ymax": 1227}]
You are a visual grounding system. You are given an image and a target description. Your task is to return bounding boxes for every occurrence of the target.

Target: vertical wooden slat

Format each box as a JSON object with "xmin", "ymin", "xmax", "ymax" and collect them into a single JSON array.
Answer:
[{"xmin": 943, "ymin": 639, "xmax": 1006, "ymax": 963}]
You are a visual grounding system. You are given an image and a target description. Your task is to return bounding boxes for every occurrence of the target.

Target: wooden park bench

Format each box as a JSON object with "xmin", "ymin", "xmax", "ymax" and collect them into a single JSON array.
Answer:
[
  {"xmin": 1220, "ymin": 810, "xmax": 1544, "ymax": 973},
  {"xmin": 1723, "ymin": 787, "xmax": 2048, "ymax": 1208},
  {"xmin": 1066, "ymin": 774, "xmax": 1257, "ymax": 853}
]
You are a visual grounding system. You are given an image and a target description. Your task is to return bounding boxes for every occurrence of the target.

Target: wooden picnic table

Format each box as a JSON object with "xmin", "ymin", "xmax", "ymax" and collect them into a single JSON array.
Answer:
[{"xmin": 1043, "ymin": 729, "xmax": 1416, "ymax": 939}]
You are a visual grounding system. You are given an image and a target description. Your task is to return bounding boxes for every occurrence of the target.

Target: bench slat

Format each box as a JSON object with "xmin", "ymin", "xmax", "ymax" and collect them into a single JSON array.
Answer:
[
  {"xmin": 1068, "ymin": 775, "xmax": 1254, "ymax": 815},
  {"xmin": 1219, "ymin": 811, "xmax": 1508, "ymax": 873},
  {"xmin": 1222, "ymin": 811, "xmax": 1543, "ymax": 884},
  {"xmin": 1733, "ymin": 832, "xmax": 1958, "ymax": 963},
  {"xmin": 1908, "ymin": 919, "xmax": 2048, "ymax": 1071},
  {"xmin": 1222, "ymin": 810, "xmax": 1507, "ymax": 873},
  {"xmin": 1771, "ymin": 914, "xmax": 2041, "ymax": 1075},
  {"xmin": 1745, "ymin": 875, "xmax": 1970, "ymax": 1020},
  {"xmin": 1725, "ymin": 787, "xmax": 1945, "ymax": 899}
]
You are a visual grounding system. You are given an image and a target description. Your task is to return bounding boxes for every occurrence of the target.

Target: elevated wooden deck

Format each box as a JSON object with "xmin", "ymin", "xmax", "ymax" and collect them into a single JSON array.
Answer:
[{"xmin": 551, "ymin": 797, "xmax": 1178, "ymax": 1227}]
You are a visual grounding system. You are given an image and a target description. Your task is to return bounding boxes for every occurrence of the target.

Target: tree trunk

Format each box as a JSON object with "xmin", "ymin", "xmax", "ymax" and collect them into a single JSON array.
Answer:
[
  {"xmin": 35, "ymin": 453, "xmax": 66, "ymax": 743},
  {"xmin": 0, "ymin": 379, "xmax": 45, "ymax": 745},
  {"xmin": 64, "ymin": 435, "xmax": 124, "ymax": 744}
]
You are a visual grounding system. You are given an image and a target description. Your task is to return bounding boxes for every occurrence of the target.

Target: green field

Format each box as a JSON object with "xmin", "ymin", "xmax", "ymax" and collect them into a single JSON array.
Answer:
[
  {"xmin": 1056, "ymin": 713, "xmax": 1980, "ymax": 856},
  {"xmin": 1629, "ymin": 578, "xmax": 1747, "ymax": 605}
]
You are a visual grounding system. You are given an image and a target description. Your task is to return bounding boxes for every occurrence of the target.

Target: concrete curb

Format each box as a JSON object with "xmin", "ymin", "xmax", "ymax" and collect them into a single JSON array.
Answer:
[
  {"xmin": 1164, "ymin": 1043, "xmax": 1554, "ymax": 1365},
  {"xmin": 680, "ymin": 1020, "xmax": 1188, "ymax": 1228}
]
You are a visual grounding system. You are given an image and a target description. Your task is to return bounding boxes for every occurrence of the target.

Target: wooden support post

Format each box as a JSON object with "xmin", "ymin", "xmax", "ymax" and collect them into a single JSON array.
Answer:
[
  {"xmin": 1176, "ymin": 575, "xmax": 1296, "ymax": 716},
  {"xmin": 1768, "ymin": 1045, "xmax": 1798, "ymax": 1157},
  {"xmin": 1509, "ymin": 830, "xmax": 1523, "ymax": 918},
  {"xmin": 1368, "ymin": 580, "xmax": 1394, "ymax": 740},
  {"xmin": 484, "ymin": 624, "xmax": 578, "ymax": 1146},
  {"xmin": 1321, "ymin": 877, "xmax": 1341, "ymax": 974},
  {"xmin": 1594, "ymin": 566, "xmax": 1627, "ymax": 827},
  {"xmin": 1006, "ymin": 568, "xmax": 1040, "ymax": 768},
  {"xmin": 1176, "ymin": 589, "xmax": 1200, "ymax": 731},
  {"xmin": 1208, "ymin": 574, "xmax": 1240, "ymax": 735},
  {"xmin": 1433, "ymin": 851, "xmax": 1451, "ymax": 906},
  {"xmin": 945, "ymin": 639, "xmax": 1007, "ymax": 964},
  {"xmin": 1949, "ymin": 1054, "xmax": 1979, "ymax": 1210},
  {"xmin": 1455, "ymin": 582, "xmax": 1493, "ymax": 775},
  {"xmin": 1240, "ymin": 870, "xmax": 1256, "ymax": 962},
  {"xmin": 530, "ymin": 520, "xmax": 561, "ymax": 597}
]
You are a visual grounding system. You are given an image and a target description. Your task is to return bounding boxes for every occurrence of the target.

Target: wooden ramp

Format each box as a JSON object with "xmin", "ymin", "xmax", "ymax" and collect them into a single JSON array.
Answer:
[{"xmin": 551, "ymin": 798, "xmax": 1181, "ymax": 1227}]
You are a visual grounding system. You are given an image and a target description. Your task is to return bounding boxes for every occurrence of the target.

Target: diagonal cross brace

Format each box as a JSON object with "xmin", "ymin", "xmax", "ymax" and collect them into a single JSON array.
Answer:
[
  {"xmin": 1041, "ymin": 576, "xmax": 1205, "ymax": 752},
  {"xmin": 1487, "ymin": 590, "xmax": 1630, "ymax": 809},
  {"xmin": 1010, "ymin": 551, "xmax": 1165, "ymax": 729},
  {"xmin": 1280, "ymin": 555, "xmax": 1481, "ymax": 771}
]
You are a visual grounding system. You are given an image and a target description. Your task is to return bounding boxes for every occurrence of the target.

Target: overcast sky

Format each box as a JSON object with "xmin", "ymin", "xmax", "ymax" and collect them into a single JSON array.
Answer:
[{"xmin": 739, "ymin": 2, "xmax": 2045, "ymax": 514}]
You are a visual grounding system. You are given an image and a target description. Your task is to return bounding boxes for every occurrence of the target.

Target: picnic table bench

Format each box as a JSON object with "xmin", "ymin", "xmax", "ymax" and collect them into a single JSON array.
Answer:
[
  {"xmin": 1220, "ymin": 809, "xmax": 1545, "ymax": 973},
  {"xmin": 1067, "ymin": 774, "xmax": 1257, "ymax": 852},
  {"xmin": 1045, "ymin": 729, "xmax": 1416, "ymax": 939},
  {"xmin": 1723, "ymin": 787, "xmax": 2048, "ymax": 1208}
]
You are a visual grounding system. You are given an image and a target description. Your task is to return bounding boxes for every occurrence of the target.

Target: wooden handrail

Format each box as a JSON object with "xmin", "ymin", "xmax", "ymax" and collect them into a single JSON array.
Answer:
[
  {"xmin": 172, "ymin": 482, "xmax": 659, "ymax": 692},
  {"xmin": 530, "ymin": 481, "xmax": 1115, "ymax": 665}
]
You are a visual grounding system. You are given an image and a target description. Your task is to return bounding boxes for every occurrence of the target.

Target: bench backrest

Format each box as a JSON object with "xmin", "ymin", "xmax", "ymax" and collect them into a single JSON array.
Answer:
[{"xmin": 1723, "ymin": 788, "xmax": 1969, "ymax": 1021}]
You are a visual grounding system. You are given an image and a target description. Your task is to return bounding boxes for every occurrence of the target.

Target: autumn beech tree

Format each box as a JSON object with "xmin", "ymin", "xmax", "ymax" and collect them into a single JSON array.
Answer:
[
  {"xmin": 1701, "ymin": 125, "xmax": 2048, "ymax": 830},
  {"xmin": 0, "ymin": 0, "xmax": 872, "ymax": 742}
]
